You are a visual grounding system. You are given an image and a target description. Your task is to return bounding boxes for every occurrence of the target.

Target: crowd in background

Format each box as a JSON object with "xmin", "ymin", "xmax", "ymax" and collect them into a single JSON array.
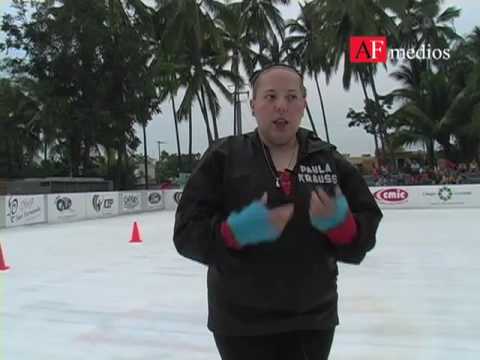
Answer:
[{"xmin": 369, "ymin": 159, "xmax": 480, "ymax": 186}]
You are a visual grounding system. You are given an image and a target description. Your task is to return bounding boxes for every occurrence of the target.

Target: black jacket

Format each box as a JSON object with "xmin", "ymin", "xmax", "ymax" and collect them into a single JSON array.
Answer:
[{"xmin": 173, "ymin": 128, "xmax": 383, "ymax": 336}]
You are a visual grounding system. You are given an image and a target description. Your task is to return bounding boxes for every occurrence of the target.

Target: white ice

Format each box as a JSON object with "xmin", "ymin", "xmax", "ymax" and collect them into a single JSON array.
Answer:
[{"xmin": 1, "ymin": 209, "xmax": 479, "ymax": 360}]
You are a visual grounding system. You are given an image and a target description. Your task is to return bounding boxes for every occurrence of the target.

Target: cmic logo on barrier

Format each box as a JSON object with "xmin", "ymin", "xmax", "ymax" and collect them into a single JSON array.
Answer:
[
  {"xmin": 374, "ymin": 188, "xmax": 409, "ymax": 204},
  {"xmin": 148, "ymin": 192, "xmax": 162, "ymax": 205},
  {"xmin": 92, "ymin": 195, "xmax": 114, "ymax": 212},
  {"xmin": 174, "ymin": 192, "xmax": 182, "ymax": 204},
  {"xmin": 55, "ymin": 196, "xmax": 72, "ymax": 211}
]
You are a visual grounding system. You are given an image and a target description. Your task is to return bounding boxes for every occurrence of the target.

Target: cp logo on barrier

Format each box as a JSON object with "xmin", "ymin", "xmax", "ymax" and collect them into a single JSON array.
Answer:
[
  {"xmin": 93, "ymin": 195, "xmax": 103, "ymax": 212},
  {"xmin": 174, "ymin": 192, "xmax": 182, "ymax": 204},
  {"xmin": 92, "ymin": 195, "xmax": 114, "ymax": 212}
]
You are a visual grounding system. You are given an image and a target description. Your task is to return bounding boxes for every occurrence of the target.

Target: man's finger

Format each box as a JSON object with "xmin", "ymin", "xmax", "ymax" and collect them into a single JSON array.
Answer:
[
  {"xmin": 260, "ymin": 192, "xmax": 268, "ymax": 205},
  {"xmin": 312, "ymin": 187, "xmax": 330, "ymax": 206},
  {"xmin": 271, "ymin": 203, "xmax": 294, "ymax": 219},
  {"xmin": 270, "ymin": 203, "xmax": 294, "ymax": 229},
  {"xmin": 335, "ymin": 185, "xmax": 343, "ymax": 197},
  {"xmin": 310, "ymin": 190, "xmax": 335, "ymax": 218}
]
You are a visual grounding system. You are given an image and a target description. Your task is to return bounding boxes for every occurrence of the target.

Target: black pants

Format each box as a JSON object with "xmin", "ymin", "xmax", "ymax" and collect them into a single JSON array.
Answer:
[{"xmin": 213, "ymin": 328, "xmax": 335, "ymax": 360}]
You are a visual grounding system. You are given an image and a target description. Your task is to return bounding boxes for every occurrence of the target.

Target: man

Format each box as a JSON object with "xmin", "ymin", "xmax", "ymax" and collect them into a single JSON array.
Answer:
[{"xmin": 173, "ymin": 64, "xmax": 382, "ymax": 359}]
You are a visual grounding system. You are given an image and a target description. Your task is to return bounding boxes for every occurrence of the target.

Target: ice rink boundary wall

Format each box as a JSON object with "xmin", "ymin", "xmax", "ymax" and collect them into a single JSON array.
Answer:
[{"xmin": 1, "ymin": 185, "xmax": 480, "ymax": 228}]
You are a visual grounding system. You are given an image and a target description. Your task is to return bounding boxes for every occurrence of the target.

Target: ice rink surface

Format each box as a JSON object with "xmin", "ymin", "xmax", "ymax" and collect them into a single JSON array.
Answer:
[{"xmin": 1, "ymin": 209, "xmax": 479, "ymax": 360}]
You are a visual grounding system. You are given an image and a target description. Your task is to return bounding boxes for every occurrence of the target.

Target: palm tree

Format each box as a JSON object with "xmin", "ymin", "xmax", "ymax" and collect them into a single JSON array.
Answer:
[
  {"xmin": 216, "ymin": 2, "xmax": 255, "ymax": 135},
  {"xmin": 155, "ymin": 0, "xmax": 236, "ymax": 145},
  {"xmin": 104, "ymin": 0, "xmax": 161, "ymax": 187},
  {"xmin": 216, "ymin": 0, "xmax": 290, "ymax": 135},
  {"xmin": 239, "ymin": 0, "xmax": 291, "ymax": 58},
  {"xmin": 313, "ymin": 0, "xmax": 404, "ymax": 88},
  {"xmin": 284, "ymin": 1, "xmax": 333, "ymax": 142},
  {"xmin": 440, "ymin": 28, "xmax": 480, "ymax": 163},
  {"xmin": 176, "ymin": 55, "xmax": 237, "ymax": 144},
  {"xmin": 14, "ymin": 77, "xmax": 59, "ymax": 163},
  {"xmin": 0, "ymin": 78, "xmax": 42, "ymax": 176},
  {"xmin": 148, "ymin": 50, "xmax": 186, "ymax": 171},
  {"xmin": 390, "ymin": 64, "xmax": 456, "ymax": 165},
  {"xmin": 313, "ymin": 0, "xmax": 407, "ymax": 163},
  {"xmin": 396, "ymin": 0, "xmax": 461, "ymax": 71}
]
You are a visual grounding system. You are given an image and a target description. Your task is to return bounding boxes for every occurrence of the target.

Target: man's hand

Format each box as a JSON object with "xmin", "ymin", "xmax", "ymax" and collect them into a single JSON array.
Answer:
[
  {"xmin": 309, "ymin": 186, "xmax": 349, "ymax": 232},
  {"xmin": 225, "ymin": 193, "xmax": 294, "ymax": 247},
  {"xmin": 261, "ymin": 192, "xmax": 294, "ymax": 235}
]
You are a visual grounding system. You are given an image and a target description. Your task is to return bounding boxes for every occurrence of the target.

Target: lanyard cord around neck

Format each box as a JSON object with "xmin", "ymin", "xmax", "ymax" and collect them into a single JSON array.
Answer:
[{"xmin": 261, "ymin": 140, "xmax": 298, "ymax": 188}]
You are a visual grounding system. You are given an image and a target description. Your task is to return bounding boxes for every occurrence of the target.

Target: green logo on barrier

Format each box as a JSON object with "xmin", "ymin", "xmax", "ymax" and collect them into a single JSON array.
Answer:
[{"xmin": 438, "ymin": 186, "xmax": 452, "ymax": 202}]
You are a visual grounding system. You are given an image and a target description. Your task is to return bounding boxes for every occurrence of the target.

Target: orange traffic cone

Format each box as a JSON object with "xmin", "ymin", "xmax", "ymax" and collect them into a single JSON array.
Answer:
[
  {"xmin": 0, "ymin": 243, "xmax": 10, "ymax": 271},
  {"xmin": 129, "ymin": 221, "xmax": 142, "ymax": 243}
]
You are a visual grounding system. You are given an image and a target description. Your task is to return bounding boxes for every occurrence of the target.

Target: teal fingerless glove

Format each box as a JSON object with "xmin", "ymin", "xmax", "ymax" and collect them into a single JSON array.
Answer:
[
  {"xmin": 226, "ymin": 201, "xmax": 280, "ymax": 246},
  {"xmin": 310, "ymin": 196, "xmax": 349, "ymax": 232}
]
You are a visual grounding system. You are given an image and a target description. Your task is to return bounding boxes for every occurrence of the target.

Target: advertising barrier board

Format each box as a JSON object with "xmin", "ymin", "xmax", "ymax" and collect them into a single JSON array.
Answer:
[
  {"xmin": 86, "ymin": 192, "xmax": 119, "ymax": 218},
  {"xmin": 145, "ymin": 191, "xmax": 165, "ymax": 210},
  {"xmin": 47, "ymin": 193, "xmax": 86, "ymax": 223},
  {"xmin": 5, "ymin": 195, "xmax": 46, "ymax": 227},
  {"xmin": 120, "ymin": 192, "xmax": 142, "ymax": 213},
  {"xmin": 163, "ymin": 189, "xmax": 182, "ymax": 211}
]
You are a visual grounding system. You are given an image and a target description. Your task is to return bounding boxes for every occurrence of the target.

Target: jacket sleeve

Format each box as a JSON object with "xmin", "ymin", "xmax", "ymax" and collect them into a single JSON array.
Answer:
[
  {"xmin": 332, "ymin": 151, "xmax": 383, "ymax": 264},
  {"xmin": 173, "ymin": 142, "xmax": 229, "ymax": 266}
]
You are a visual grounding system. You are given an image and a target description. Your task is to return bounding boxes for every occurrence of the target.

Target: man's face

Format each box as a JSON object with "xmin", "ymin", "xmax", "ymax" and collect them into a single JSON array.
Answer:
[{"xmin": 250, "ymin": 68, "xmax": 306, "ymax": 146}]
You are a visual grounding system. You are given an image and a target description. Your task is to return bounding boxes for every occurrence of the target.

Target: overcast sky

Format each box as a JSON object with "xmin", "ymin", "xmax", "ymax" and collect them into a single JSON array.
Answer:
[{"xmin": 1, "ymin": 0, "xmax": 479, "ymax": 159}]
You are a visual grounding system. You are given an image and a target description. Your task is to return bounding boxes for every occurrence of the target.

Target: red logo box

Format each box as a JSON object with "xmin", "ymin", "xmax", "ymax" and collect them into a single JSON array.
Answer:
[
  {"xmin": 350, "ymin": 36, "xmax": 388, "ymax": 63},
  {"xmin": 374, "ymin": 188, "xmax": 409, "ymax": 204}
]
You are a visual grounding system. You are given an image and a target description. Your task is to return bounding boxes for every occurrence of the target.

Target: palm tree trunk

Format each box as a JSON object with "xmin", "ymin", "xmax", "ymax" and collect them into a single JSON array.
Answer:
[
  {"xmin": 427, "ymin": 138, "xmax": 435, "ymax": 167},
  {"xmin": 196, "ymin": 90, "xmax": 213, "ymax": 145},
  {"xmin": 6, "ymin": 138, "xmax": 12, "ymax": 175},
  {"xmin": 106, "ymin": 146, "xmax": 113, "ymax": 178},
  {"xmin": 359, "ymin": 72, "xmax": 384, "ymax": 162},
  {"xmin": 70, "ymin": 135, "xmax": 81, "ymax": 177},
  {"xmin": 82, "ymin": 137, "xmax": 92, "ymax": 175},
  {"xmin": 305, "ymin": 103, "xmax": 318, "ymax": 136},
  {"xmin": 15, "ymin": 139, "xmax": 23, "ymax": 173},
  {"xmin": 142, "ymin": 122, "xmax": 149, "ymax": 190},
  {"xmin": 203, "ymin": 85, "xmax": 219, "ymax": 141},
  {"xmin": 188, "ymin": 109, "xmax": 193, "ymax": 170},
  {"xmin": 476, "ymin": 143, "xmax": 480, "ymax": 165},
  {"xmin": 372, "ymin": 129, "xmax": 380, "ymax": 160},
  {"xmin": 367, "ymin": 72, "xmax": 386, "ymax": 142},
  {"xmin": 208, "ymin": 96, "xmax": 220, "ymax": 141},
  {"xmin": 314, "ymin": 73, "xmax": 330, "ymax": 143},
  {"xmin": 440, "ymin": 140, "xmax": 454, "ymax": 161},
  {"xmin": 233, "ymin": 50, "xmax": 243, "ymax": 135},
  {"xmin": 212, "ymin": 112, "xmax": 219, "ymax": 140},
  {"xmin": 44, "ymin": 140, "xmax": 48, "ymax": 162},
  {"xmin": 367, "ymin": 66, "xmax": 394, "ymax": 167},
  {"xmin": 237, "ymin": 94, "xmax": 244, "ymax": 136},
  {"xmin": 115, "ymin": 143, "xmax": 123, "ymax": 190},
  {"xmin": 115, "ymin": 133, "xmax": 128, "ymax": 190},
  {"xmin": 170, "ymin": 92, "xmax": 182, "ymax": 172},
  {"xmin": 233, "ymin": 86, "xmax": 238, "ymax": 135}
]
